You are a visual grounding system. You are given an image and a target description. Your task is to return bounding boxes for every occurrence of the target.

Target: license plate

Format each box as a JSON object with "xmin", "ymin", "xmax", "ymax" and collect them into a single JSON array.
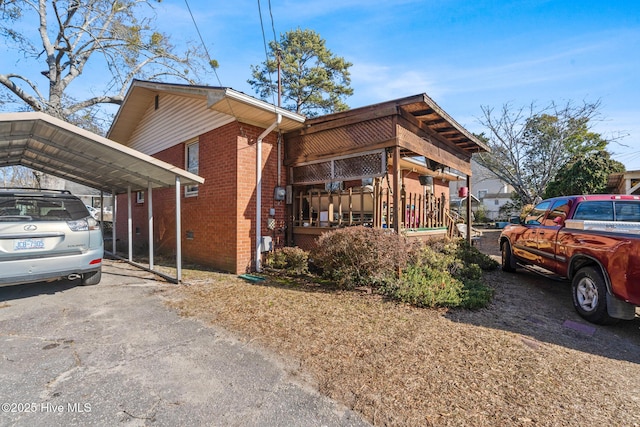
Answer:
[{"xmin": 14, "ymin": 239, "xmax": 45, "ymax": 250}]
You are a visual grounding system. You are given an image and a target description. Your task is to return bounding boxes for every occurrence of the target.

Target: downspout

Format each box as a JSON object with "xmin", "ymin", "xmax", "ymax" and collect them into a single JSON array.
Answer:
[{"xmin": 256, "ymin": 114, "xmax": 282, "ymax": 272}]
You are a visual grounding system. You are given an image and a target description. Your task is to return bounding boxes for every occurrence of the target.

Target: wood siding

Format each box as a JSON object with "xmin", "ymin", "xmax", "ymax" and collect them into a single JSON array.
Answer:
[
  {"xmin": 285, "ymin": 116, "xmax": 395, "ymax": 165},
  {"xmin": 396, "ymin": 121, "xmax": 472, "ymax": 175},
  {"xmin": 128, "ymin": 94, "xmax": 235, "ymax": 155}
]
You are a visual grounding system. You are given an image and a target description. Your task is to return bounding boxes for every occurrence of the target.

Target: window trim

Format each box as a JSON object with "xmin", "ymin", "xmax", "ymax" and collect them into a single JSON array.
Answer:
[{"xmin": 185, "ymin": 139, "xmax": 199, "ymax": 197}]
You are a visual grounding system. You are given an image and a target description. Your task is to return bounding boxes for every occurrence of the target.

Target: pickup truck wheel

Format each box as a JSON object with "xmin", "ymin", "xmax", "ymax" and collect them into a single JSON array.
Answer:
[
  {"xmin": 571, "ymin": 267, "xmax": 618, "ymax": 325},
  {"xmin": 501, "ymin": 241, "xmax": 516, "ymax": 272}
]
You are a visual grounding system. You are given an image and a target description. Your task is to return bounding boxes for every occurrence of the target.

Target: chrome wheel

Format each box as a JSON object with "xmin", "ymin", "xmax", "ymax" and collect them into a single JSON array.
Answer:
[
  {"xmin": 575, "ymin": 276, "xmax": 598, "ymax": 313},
  {"xmin": 571, "ymin": 266, "xmax": 617, "ymax": 324}
]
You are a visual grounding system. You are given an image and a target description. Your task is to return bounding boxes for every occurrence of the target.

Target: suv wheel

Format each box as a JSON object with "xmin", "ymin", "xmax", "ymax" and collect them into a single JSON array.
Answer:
[{"xmin": 81, "ymin": 269, "xmax": 101, "ymax": 286}]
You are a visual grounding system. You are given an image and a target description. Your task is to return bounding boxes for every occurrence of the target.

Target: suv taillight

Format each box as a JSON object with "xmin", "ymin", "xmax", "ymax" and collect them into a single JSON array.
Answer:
[{"xmin": 68, "ymin": 217, "xmax": 100, "ymax": 231}]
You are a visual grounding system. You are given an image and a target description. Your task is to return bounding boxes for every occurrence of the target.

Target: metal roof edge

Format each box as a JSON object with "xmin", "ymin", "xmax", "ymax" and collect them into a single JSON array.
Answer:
[{"xmin": 1, "ymin": 112, "xmax": 204, "ymax": 185}]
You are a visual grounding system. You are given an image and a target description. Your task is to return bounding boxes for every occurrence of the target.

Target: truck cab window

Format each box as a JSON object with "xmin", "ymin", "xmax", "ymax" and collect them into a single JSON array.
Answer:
[
  {"xmin": 543, "ymin": 199, "xmax": 570, "ymax": 226},
  {"xmin": 524, "ymin": 201, "xmax": 551, "ymax": 225},
  {"xmin": 573, "ymin": 201, "xmax": 614, "ymax": 221}
]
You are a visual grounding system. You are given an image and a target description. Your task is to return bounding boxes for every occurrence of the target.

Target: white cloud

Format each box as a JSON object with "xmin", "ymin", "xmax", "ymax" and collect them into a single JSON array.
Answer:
[{"xmin": 348, "ymin": 62, "xmax": 446, "ymax": 107}]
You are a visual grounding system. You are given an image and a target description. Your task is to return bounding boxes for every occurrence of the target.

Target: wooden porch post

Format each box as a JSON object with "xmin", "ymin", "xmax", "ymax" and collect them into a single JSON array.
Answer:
[
  {"xmin": 393, "ymin": 146, "xmax": 401, "ymax": 234},
  {"xmin": 466, "ymin": 174, "xmax": 472, "ymax": 245}
]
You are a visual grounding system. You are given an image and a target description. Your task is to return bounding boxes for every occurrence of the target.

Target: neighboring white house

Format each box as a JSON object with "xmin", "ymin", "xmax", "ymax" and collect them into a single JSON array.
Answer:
[{"xmin": 450, "ymin": 158, "xmax": 514, "ymax": 221}]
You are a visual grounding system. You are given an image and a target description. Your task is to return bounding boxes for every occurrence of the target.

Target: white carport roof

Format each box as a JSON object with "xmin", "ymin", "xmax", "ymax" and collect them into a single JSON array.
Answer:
[{"xmin": 0, "ymin": 112, "xmax": 204, "ymax": 194}]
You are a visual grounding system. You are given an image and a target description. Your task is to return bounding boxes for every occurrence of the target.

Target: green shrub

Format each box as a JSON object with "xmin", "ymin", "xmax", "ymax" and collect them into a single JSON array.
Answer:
[
  {"xmin": 379, "ymin": 238, "xmax": 494, "ymax": 309},
  {"xmin": 264, "ymin": 246, "xmax": 309, "ymax": 274},
  {"xmin": 461, "ymin": 279, "xmax": 495, "ymax": 309},
  {"xmin": 285, "ymin": 229, "xmax": 495, "ymax": 310},
  {"xmin": 381, "ymin": 264, "xmax": 465, "ymax": 308},
  {"xmin": 382, "ymin": 267, "xmax": 493, "ymax": 309},
  {"xmin": 455, "ymin": 240, "xmax": 499, "ymax": 271},
  {"xmin": 312, "ymin": 226, "xmax": 411, "ymax": 289}
]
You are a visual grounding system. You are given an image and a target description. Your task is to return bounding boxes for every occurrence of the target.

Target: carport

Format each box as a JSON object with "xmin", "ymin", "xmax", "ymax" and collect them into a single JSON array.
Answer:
[{"xmin": 0, "ymin": 112, "xmax": 204, "ymax": 282}]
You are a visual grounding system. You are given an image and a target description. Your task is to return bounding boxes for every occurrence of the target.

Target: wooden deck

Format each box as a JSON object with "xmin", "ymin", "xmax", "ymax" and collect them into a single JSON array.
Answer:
[{"xmin": 292, "ymin": 182, "xmax": 459, "ymax": 240}]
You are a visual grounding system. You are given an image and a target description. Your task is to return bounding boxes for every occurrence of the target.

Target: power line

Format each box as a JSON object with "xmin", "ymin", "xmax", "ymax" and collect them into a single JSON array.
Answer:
[
  {"xmin": 183, "ymin": 0, "xmax": 221, "ymax": 88},
  {"xmin": 183, "ymin": 0, "xmax": 242, "ymax": 129},
  {"xmin": 268, "ymin": 0, "xmax": 277, "ymax": 42},
  {"xmin": 257, "ymin": 0, "xmax": 279, "ymax": 110}
]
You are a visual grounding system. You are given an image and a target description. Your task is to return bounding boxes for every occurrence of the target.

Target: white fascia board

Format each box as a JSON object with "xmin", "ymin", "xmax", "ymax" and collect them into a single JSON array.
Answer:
[{"xmin": 223, "ymin": 89, "xmax": 306, "ymax": 123}]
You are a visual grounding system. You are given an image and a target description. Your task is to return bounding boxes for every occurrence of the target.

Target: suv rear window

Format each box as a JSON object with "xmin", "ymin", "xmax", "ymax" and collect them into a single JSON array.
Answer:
[{"xmin": 0, "ymin": 195, "xmax": 89, "ymax": 221}]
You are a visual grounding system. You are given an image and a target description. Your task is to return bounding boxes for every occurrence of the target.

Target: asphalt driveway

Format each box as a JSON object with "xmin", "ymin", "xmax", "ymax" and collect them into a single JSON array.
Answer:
[{"xmin": 0, "ymin": 259, "xmax": 369, "ymax": 426}]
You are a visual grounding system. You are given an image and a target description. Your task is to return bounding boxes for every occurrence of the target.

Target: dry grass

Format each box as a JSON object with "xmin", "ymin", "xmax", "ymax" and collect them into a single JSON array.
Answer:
[{"xmin": 161, "ymin": 230, "xmax": 640, "ymax": 427}]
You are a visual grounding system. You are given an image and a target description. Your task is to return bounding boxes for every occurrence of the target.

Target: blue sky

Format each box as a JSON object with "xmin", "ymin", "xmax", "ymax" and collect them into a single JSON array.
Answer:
[
  {"xmin": 153, "ymin": 0, "xmax": 640, "ymax": 169},
  {"xmin": 2, "ymin": 0, "xmax": 639, "ymax": 170}
]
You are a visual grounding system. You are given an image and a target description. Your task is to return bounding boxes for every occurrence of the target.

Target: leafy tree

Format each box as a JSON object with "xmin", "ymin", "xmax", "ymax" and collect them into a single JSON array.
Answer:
[
  {"xmin": 248, "ymin": 28, "xmax": 353, "ymax": 117},
  {"xmin": 544, "ymin": 151, "xmax": 625, "ymax": 198},
  {"xmin": 475, "ymin": 100, "xmax": 613, "ymax": 205},
  {"xmin": 0, "ymin": 0, "xmax": 208, "ymax": 129}
]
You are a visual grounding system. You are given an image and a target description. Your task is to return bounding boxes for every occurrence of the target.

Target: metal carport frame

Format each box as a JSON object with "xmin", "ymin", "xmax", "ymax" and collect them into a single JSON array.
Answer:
[{"xmin": 0, "ymin": 112, "xmax": 205, "ymax": 282}]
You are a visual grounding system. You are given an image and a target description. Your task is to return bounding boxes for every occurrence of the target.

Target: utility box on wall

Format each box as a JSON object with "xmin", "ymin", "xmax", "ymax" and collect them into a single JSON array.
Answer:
[
  {"xmin": 274, "ymin": 186, "xmax": 286, "ymax": 201},
  {"xmin": 260, "ymin": 236, "xmax": 272, "ymax": 252}
]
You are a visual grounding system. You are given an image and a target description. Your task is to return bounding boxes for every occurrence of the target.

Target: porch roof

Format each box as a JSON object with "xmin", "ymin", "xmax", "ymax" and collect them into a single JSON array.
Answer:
[{"xmin": 303, "ymin": 93, "xmax": 490, "ymax": 154}]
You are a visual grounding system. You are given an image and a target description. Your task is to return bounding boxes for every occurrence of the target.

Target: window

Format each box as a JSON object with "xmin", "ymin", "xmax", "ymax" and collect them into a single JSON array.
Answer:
[
  {"xmin": 573, "ymin": 201, "xmax": 614, "ymax": 221},
  {"xmin": 614, "ymin": 202, "xmax": 640, "ymax": 222},
  {"xmin": 325, "ymin": 181, "xmax": 342, "ymax": 192},
  {"xmin": 136, "ymin": 191, "xmax": 144, "ymax": 204},
  {"xmin": 524, "ymin": 201, "xmax": 551, "ymax": 225},
  {"xmin": 542, "ymin": 199, "xmax": 570, "ymax": 226},
  {"xmin": 478, "ymin": 190, "xmax": 488, "ymax": 200},
  {"xmin": 185, "ymin": 141, "xmax": 199, "ymax": 196}
]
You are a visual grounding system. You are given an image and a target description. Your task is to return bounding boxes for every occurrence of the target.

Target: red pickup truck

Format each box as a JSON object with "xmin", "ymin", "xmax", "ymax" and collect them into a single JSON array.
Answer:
[{"xmin": 499, "ymin": 195, "xmax": 640, "ymax": 324}]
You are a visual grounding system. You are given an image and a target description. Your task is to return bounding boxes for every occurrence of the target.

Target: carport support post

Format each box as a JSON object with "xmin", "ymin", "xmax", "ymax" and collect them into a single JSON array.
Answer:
[
  {"xmin": 99, "ymin": 190, "xmax": 104, "ymax": 223},
  {"xmin": 112, "ymin": 191, "xmax": 117, "ymax": 254},
  {"xmin": 175, "ymin": 176, "xmax": 182, "ymax": 282},
  {"xmin": 127, "ymin": 186, "xmax": 133, "ymax": 262},
  {"xmin": 148, "ymin": 181, "xmax": 154, "ymax": 271}
]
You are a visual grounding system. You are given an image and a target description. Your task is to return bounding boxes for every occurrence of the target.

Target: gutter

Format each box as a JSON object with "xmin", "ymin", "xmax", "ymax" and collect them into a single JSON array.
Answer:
[{"xmin": 255, "ymin": 114, "xmax": 282, "ymax": 272}]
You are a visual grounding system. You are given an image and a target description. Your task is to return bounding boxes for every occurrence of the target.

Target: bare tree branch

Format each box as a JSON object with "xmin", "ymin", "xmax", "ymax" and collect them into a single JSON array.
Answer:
[
  {"xmin": 1, "ymin": 0, "xmax": 209, "ymax": 128},
  {"xmin": 475, "ymin": 100, "xmax": 610, "ymax": 205}
]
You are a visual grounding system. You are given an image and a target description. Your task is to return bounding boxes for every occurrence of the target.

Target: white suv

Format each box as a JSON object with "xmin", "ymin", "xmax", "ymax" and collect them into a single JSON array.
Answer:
[{"xmin": 0, "ymin": 188, "xmax": 103, "ymax": 286}]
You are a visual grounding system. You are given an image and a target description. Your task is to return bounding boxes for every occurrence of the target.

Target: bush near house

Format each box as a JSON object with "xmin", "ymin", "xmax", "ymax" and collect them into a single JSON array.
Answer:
[
  {"xmin": 264, "ymin": 246, "xmax": 309, "ymax": 274},
  {"xmin": 312, "ymin": 226, "xmax": 416, "ymax": 288},
  {"xmin": 380, "ymin": 239, "xmax": 497, "ymax": 308},
  {"xmin": 268, "ymin": 227, "xmax": 498, "ymax": 309}
]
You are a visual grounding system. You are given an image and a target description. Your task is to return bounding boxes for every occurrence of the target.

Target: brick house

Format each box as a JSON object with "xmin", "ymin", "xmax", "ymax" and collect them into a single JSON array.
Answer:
[{"xmin": 108, "ymin": 80, "xmax": 488, "ymax": 274}]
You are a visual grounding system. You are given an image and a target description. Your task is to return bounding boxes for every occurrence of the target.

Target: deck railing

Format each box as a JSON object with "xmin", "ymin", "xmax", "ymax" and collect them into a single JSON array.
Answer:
[{"xmin": 293, "ymin": 182, "xmax": 455, "ymax": 233}]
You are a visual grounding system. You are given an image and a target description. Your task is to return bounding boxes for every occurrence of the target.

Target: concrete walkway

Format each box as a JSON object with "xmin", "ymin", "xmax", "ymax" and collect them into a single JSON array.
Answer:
[{"xmin": 0, "ymin": 260, "xmax": 369, "ymax": 426}]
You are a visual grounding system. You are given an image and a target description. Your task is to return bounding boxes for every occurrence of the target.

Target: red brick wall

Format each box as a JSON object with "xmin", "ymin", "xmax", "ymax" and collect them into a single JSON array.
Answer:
[
  {"xmin": 292, "ymin": 233, "xmax": 321, "ymax": 252},
  {"xmin": 115, "ymin": 121, "xmax": 287, "ymax": 274}
]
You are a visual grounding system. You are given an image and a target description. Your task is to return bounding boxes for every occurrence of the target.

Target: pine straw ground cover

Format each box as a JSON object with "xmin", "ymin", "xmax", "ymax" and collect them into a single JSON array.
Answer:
[{"xmin": 160, "ymin": 231, "xmax": 640, "ymax": 427}]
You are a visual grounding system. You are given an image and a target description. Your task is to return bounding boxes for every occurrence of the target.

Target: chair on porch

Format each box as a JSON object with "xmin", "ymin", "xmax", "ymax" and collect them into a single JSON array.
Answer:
[{"xmin": 456, "ymin": 223, "xmax": 482, "ymax": 245}]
